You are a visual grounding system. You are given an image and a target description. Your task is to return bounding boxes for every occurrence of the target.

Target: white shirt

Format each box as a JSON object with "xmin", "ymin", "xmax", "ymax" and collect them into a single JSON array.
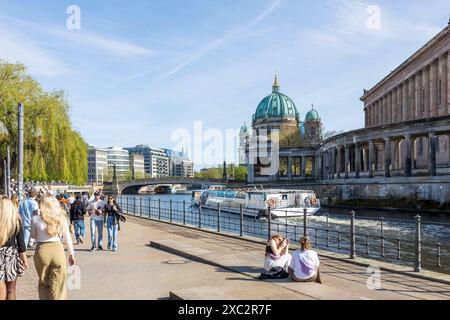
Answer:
[
  {"xmin": 87, "ymin": 199, "xmax": 106, "ymax": 221},
  {"xmin": 289, "ymin": 250, "xmax": 320, "ymax": 280},
  {"xmin": 31, "ymin": 215, "xmax": 75, "ymax": 256}
]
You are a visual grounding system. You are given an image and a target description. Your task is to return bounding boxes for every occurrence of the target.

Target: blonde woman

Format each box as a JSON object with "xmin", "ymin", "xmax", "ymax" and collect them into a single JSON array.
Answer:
[
  {"xmin": 288, "ymin": 236, "xmax": 322, "ymax": 284},
  {"xmin": 31, "ymin": 196, "xmax": 76, "ymax": 300},
  {"xmin": 0, "ymin": 198, "xmax": 28, "ymax": 300},
  {"xmin": 10, "ymin": 195, "xmax": 19, "ymax": 209},
  {"xmin": 264, "ymin": 234, "xmax": 292, "ymax": 272}
]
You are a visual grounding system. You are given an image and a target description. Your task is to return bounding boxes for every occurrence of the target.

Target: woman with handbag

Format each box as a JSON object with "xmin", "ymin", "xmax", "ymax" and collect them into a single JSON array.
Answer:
[{"xmin": 103, "ymin": 195, "xmax": 126, "ymax": 252}]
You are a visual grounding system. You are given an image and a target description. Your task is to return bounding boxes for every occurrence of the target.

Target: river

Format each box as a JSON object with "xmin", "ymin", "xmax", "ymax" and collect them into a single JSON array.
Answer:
[{"xmin": 117, "ymin": 193, "xmax": 450, "ymax": 274}]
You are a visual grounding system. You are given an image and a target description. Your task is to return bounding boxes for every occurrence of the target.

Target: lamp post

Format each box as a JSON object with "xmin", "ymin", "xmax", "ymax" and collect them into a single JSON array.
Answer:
[{"xmin": 18, "ymin": 103, "xmax": 24, "ymax": 200}]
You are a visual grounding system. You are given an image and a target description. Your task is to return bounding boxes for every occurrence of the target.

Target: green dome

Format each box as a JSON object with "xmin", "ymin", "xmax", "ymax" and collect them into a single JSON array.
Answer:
[
  {"xmin": 305, "ymin": 106, "xmax": 320, "ymax": 121},
  {"xmin": 253, "ymin": 76, "xmax": 300, "ymax": 122},
  {"xmin": 240, "ymin": 123, "xmax": 248, "ymax": 133}
]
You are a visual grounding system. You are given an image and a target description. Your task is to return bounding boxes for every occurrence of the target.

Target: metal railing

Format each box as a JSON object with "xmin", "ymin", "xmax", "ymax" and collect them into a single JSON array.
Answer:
[{"xmin": 116, "ymin": 196, "xmax": 450, "ymax": 274}]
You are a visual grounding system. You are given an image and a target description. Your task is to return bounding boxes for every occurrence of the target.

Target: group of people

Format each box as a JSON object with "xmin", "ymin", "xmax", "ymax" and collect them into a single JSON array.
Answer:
[
  {"xmin": 262, "ymin": 234, "xmax": 322, "ymax": 284},
  {"xmin": 0, "ymin": 188, "xmax": 126, "ymax": 300}
]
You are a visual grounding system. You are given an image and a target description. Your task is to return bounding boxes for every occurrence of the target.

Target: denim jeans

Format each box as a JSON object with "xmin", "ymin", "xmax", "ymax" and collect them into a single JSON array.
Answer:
[
  {"xmin": 23, "ymin": 225, "xmax": 31, "ymax": 249},
  {"xmin": 107, "ymin": 216, "xmax": 118, "ymax": 251},
  {"xmin": 74, "ymin": 220, "xmax": 85, "ymax": 241},
  {"xmin": 90, "ymin": 219, "xmax": 104, "ymax": 248}
]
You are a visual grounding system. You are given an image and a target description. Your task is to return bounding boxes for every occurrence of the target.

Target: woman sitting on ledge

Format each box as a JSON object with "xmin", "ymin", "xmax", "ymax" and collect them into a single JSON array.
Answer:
[
  {"xmin": 264, "ymin": 234, "xmax": 292, "ymax": 272},
  {"xmin": 289, "ymin": 236, "xmax": 322, "ymax": 284}
]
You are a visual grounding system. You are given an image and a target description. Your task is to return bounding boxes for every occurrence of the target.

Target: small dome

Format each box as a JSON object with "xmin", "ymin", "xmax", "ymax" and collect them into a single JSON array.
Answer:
[
  {"xmin": 253, "ymin": 76, "xmax": 300, "ymax": 122},
  {"xmin": 240, "ymin": 123, "xmax": 248, "ymax": 133},
  {"xmin": 305, "ymin": 106, "xmax": 320, "ymax": 121}
]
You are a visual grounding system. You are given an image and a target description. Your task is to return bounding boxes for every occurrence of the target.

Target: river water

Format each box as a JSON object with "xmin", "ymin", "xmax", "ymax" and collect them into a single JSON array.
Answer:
[{"xmin": 117, "ymin": 193, "xmax": 450, "ymax": 274}]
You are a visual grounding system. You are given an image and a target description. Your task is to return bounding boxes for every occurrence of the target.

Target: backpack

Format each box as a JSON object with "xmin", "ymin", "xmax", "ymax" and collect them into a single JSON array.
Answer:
[{"xmin": 258, "ymin": 267, "xmax": 289, "ymax": 280}]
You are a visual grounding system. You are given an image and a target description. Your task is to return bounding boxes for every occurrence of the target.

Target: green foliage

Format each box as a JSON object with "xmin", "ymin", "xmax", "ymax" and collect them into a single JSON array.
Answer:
[
  {"xmin": 194, "ymin": 165, "xmax": 247, "ymax": 181},
  {"xmin": 0, "ymin": 61, "xmax": 88, "ymax": 185}
]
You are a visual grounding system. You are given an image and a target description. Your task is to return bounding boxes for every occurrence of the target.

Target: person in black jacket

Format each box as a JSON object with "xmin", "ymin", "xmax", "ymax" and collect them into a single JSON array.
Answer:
[
  {"xmin": 0, "ymin": 197, "xmax": 28, "ymax": 300},
  {"xmin": 103, "ymin": 196, "xmax": 126, "ymax": 252},
  {"xmin": 70, "ymin": 195, "xmax": 87, "ymax": 244}
]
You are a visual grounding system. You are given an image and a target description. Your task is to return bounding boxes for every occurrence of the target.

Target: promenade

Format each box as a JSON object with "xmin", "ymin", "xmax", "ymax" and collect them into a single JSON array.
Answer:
[{"xmin": 18, "ymin": 216, "xmax": 450, "ymax": 300}]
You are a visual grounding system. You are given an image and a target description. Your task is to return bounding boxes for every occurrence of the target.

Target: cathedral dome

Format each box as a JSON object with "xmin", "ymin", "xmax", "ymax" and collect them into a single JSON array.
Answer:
[
  {"xmin": 305, "ymin": 106, "xmax": 320, "ymax": 121},
  {"xmin": 253, "ymin": 76, "xmax": 300, "ymax": 122}
]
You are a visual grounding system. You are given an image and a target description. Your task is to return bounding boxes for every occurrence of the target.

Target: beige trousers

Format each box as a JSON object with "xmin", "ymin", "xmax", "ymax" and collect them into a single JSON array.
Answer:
[{"xmin": 34, "ymin": 242, "xmax": 67, "ymax": 300}]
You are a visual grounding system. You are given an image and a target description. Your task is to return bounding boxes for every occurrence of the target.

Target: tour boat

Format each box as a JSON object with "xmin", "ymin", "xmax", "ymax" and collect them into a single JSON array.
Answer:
[
  {"xmin": 191, "ymin": 188, "xmax": 320, "ymax": 219},
  {"xmin": 154, "ymin": 185, "xmax": 176, "ymax": 194}
]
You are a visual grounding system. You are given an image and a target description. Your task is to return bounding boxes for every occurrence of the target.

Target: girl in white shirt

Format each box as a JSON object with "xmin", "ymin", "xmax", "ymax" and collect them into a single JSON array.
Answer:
[
  {"xmin": 288, "ymin": 236, "xmax": 322, "ymax": 284},
  {"xmin": 31, "ymin": 196, "xmax": 76, "ymax": 300}
]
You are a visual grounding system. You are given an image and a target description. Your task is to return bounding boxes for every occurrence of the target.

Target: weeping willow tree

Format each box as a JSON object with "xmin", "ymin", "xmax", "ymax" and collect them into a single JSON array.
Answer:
[{"xmin": 0, "ymin": 61, "xmax": 88, "ymax": 185}]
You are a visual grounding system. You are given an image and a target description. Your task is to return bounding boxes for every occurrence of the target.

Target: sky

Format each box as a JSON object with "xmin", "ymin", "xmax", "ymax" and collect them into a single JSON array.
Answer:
[{"xmin": 0, "ymin": 0, "xmax": 449, "ymax": 166}]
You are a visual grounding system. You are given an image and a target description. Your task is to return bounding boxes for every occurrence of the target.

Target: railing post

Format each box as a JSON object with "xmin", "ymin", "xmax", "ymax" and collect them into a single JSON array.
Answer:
[
  {"xmin": 325, "ymin": 213, "xmax": 329, "ymax": 247},
  {"xmin": 303, "ymin": 208, "xmax": 307, "ymax": 237},
  {"xmin": 437, "ymin": 243, "xmax": 441, "ymax": 268},
  {"xmin": 239, "ymin": 204, "xmax": 243, "ymax": 237},
  {"xmin": 126, "ymin": 197, "xmax": 129, "ymax": 213},
  {"xmin": 199, "ymin": 205, "xmax": 202, "ymax": 228},
  {"xmin": 217, "ymin": 203, "xmax": 221, "ymax": 232},
  {"xmin": 397, "ymin": 239, "xmax": 401, "ymax": 260},
  {"xmin": 350, "ymin": 210, "xmax": 356, "ymax": 259},
  {"xmin": 268, "ymin": 208, "xmax": 272, "ymax": 239},
  {"xmin": 285, "ymin": 211, "xmax": 288, "ymax": 240},
  {"xmin": 380, "ymin": 217, "xmax": 385, "ymax": 257},
  {"xmin": 134, "ymin": 197, "xmax": 136, "ymax": 214},
  {"xmin": 414, "ymin": 214, "xmax": 422, "ymax": 272},
  {"xmin": 170, "ymin": 199, "xmax": 173, "ymax": 223},
  {"xmin": 139, "ymin": 197, "xmax": 142, "ymax": 217},
  {"xmin": 183, "ymin": 200, "xmax": 186, "ymax": 225},
  {"xmin": 158, "ymin": 199, "xmax": 161, "ymax": 220},
  {"xmin": 148, "ymin": 198, "xmax": 151, "ymax": 218}
]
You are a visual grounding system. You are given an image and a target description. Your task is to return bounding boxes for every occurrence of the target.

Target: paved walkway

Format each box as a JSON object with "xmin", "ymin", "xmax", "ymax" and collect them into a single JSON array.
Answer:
[{"xmin": 18, "ymin": 216, "xmax": 450, "ymax": 300}]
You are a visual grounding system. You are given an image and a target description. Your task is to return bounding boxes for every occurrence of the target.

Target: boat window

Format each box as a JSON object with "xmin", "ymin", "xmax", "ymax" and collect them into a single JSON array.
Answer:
[{"xmin": 282, "ymin": 194, "xmax": 288, "ymax": 200}]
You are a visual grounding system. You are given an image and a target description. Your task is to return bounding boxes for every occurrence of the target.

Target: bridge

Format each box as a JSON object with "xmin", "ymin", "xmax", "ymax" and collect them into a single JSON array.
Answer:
[{"xmin": 103, "ymin": 178, "xmax": 247, "ymax": 194}]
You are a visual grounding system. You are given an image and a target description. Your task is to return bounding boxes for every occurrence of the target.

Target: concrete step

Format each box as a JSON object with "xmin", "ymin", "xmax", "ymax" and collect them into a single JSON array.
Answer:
[{"xmin": 170, "ymin": 286, "xmax": 238, "ymax": 300}]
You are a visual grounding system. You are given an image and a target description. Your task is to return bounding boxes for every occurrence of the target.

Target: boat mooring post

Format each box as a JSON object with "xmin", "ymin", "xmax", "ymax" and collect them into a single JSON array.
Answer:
[
  {"xmin": 217, "ymin": 203, "xmax": 221, "ymax": 232},
  {"xmin": 350, "ymin": 210, "xmax": 356, "ymax": 259},
  {"xmin": 414, "ymin": 214, "xmax": 422, "ymax": 272},
  {"xmin": 303, "ymin": 208, "xmax": 307, "ymax": 237},
  {"xmin": 239, "ymin": 204, "xmax": 243, "ymax": 237}
]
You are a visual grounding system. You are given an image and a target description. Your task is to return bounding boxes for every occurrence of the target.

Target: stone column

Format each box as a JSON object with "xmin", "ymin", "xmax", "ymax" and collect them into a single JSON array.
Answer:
[
  {"xmin": 392, "ymin": 88, "xmax": 397, "ymax": 123},
  {"xmin": 430, "ymin": 59, "xmax": 438, "ymax": 117},
  {"xmin": 288, "ymin": 156, "xmax": 293, "ymax": 181},
  {"xmin": 369, "ymin": 140, "xmax": 375, "ymax": 178},
  {"xmin": 404, "ymin": 135, "xmax": 412, "ymax": 177},
  {"xmin": 423, "ymin": 66, "xmax": 430, "ymax": 118},
  {"xmin": 331, "ymin": 149, "xmax": 336, "ymax": 180},
  {"xmin": 402, "ymin": 82, "xmax": 408, "ymax": 121},
  {"xmin": 355, "ymin": 143, "xmax": 361, "ymax": 178},
  {"xmin": 384, "ymin": 137, "xmax": 392, "ymax": 177},
  {"xmin": 337, "ymin": 146, "xmax": 343, "ymax": 179},
  {"xmin": 413, "ymin": 69, "xmax": 425, "ymax": 119},
  {"xmin": 447, "ymin": 51, "xmax": 450, "ymax": 114},
  {"xmin": 344, "ymin": 144, "xmax": 350, "ymax": 179},
  {"xmin": 409, "ymin": 76, "xmax": 416, "ymax": 120},
  {"xmin": 428, "ymin": 133, "xmax": 437, "ymax": 176},
  {"xmin": 439, "ymin": 53, "xmax": 448, "ymax": 115},
  {"xmin": 301, "ymin": 156, "xmax": 307, "ymax": 179},
  {"xmin": 383, "ymin": 95, "xmax": 388, "ymax": 125}
]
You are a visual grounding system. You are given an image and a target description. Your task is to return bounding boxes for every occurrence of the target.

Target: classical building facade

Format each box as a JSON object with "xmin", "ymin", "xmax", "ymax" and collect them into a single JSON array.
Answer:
[{"xmin": 246, "ymin": 22, "xmax": 450, "ymax": 184}]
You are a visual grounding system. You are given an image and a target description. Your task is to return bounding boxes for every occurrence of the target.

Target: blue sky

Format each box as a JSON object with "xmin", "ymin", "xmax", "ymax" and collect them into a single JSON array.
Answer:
[{"xmin": 0, "ymin": 0, "xmax": 449, "ymax": 165}]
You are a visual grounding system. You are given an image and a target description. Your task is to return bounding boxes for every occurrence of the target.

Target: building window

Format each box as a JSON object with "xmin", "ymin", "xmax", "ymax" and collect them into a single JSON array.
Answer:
[
  {"xmin": 436, "ymin": 136, "xmax": 440, "ymax": 153},
  {"xmin": 418, "ymin": 138, "xmax": 424, "ymax": 156},
  {"xmin": 279, "ymin": 157, "xmax": 288, "ymax": 177},
  {"xmin": 292, "ymin": 157, "xmax": 301, "ymax": 176}
]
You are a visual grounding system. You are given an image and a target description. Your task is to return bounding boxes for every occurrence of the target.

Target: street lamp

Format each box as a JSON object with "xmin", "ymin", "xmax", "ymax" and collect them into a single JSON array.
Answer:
[
  {"xmin": 0, "ymin": 120, "xmax": 11, "ymax": 197},
  {"xmin": 18, "ymin": 103, "xmax": 24, "ymax": 200}
]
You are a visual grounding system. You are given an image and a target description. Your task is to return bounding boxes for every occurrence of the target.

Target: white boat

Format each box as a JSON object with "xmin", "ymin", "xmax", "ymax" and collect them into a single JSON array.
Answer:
[{"xmin": 191, "ymin": 188, "xmax": 320, "ymax": 219}]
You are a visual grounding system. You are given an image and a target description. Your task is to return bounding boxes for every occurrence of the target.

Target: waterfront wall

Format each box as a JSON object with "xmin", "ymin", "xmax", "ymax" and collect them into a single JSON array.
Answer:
[{"xmin": 264, "ymin": 177, "xmax": 450, "ymax": 210}]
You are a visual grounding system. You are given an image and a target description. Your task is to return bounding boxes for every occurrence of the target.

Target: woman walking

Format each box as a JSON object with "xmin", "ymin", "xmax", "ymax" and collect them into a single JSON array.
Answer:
[
  {"xmin": 31, "ymin": 196, "xmax": 76, "ymax": 300},
  {"xmin": 0, "ymin": 197, "xmax": 28, "ymax": 300},
  {"xmin": 104, "ymin": 196, "xmax": 126, "ymax": 252}
]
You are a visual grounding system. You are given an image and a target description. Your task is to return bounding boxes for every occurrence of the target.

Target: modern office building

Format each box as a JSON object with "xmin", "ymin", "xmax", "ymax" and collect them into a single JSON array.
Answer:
[
  {"xmin": 105, "ymin": 146, "xmax": 130, "ymax": 179},
  {"xmin": 129, "ymin": 153, "xmax": 145, "ymax": 179},
  {"xmin": 165, "ymin": 149, "xmax": 194, "ymax": 178},
  {"xmin": 126, "ymin": 145, "xmax": 170, "ymax": 178},
  {"xmin": 87, "ymin": 146, "xmax": 108, "ymax": 183}
]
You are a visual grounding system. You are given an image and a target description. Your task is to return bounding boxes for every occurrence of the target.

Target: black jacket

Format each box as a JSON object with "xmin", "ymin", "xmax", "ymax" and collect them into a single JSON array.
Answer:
[
  {"xmin": 70, "ymin": 200, "xmax": 87, "ymax": 222},
  {"xmin": 104, "ymin": 203, "xmax": 126, "ymax": 226}
]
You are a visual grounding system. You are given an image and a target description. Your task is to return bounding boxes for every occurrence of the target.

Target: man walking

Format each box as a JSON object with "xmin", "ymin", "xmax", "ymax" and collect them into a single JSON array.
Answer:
[
  {"xmin": 18, "ymin": 187, "xmax": 40, "ymax": 249},
  {"xmin": 87, "ymin": 192, "xmax": 105, "ymax": 251},
  {"xmin": 70, "ymin": 194, "xmax": 87, "ymax": 244}
]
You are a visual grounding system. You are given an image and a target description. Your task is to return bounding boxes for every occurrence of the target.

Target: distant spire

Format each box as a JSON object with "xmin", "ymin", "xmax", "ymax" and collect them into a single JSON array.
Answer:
[{"xmin": 272, "ymin": 72, "xmax": 280, "ymax": 92}]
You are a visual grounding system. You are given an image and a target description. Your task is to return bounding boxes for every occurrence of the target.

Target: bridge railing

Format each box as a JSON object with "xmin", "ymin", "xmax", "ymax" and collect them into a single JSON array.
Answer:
[{"xmin": 116, "ymin": 196, "xmax": 450, "ymax": 274}]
